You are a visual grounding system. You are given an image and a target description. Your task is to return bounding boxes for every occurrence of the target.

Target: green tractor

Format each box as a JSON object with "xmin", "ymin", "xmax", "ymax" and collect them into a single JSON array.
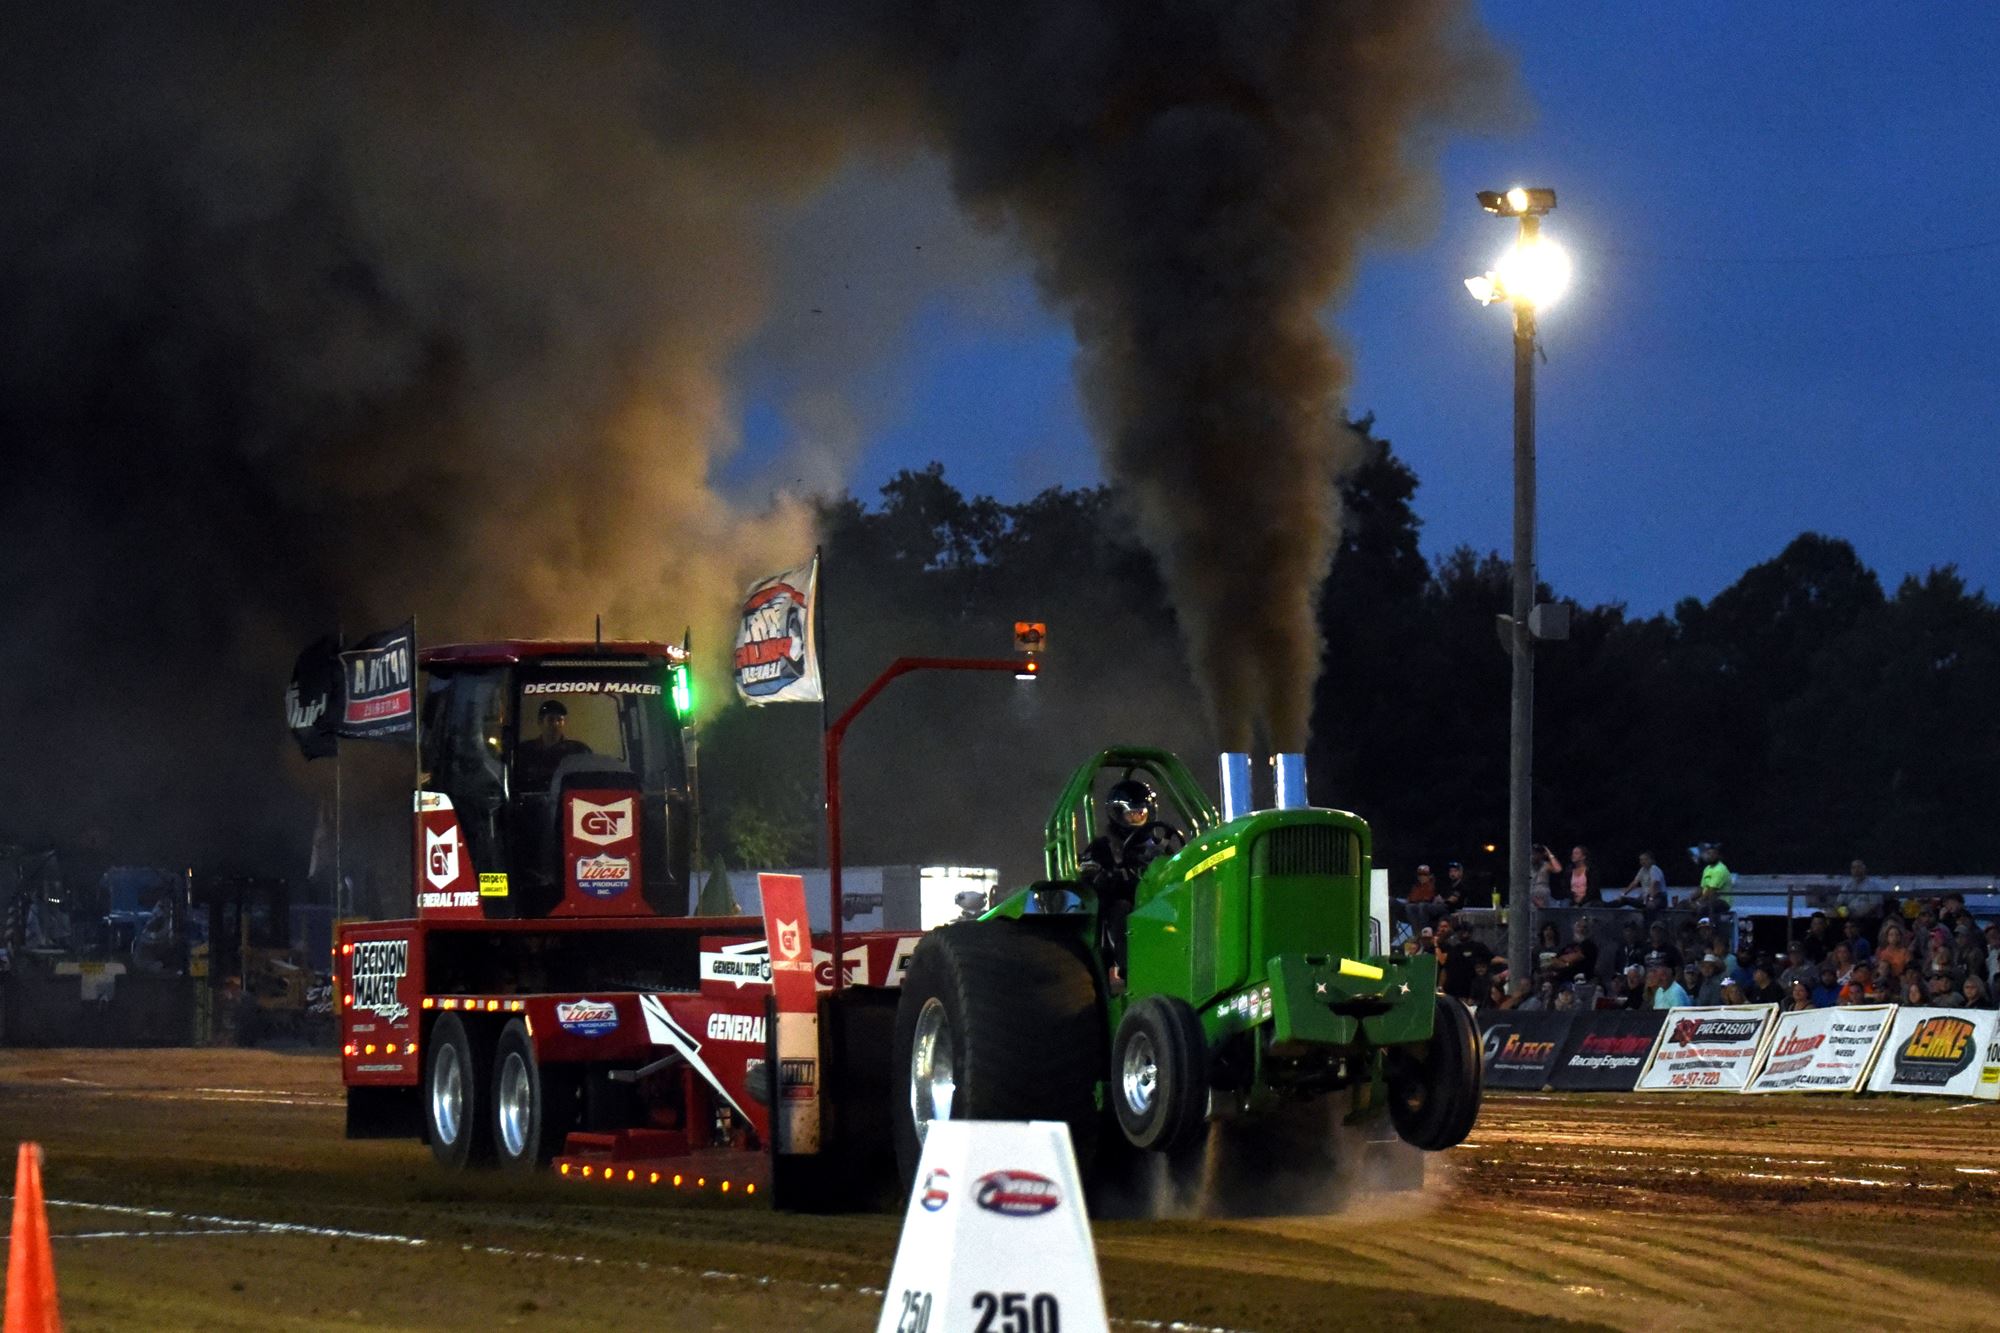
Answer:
[{"xmin": 890, "ymin": 747, "xmax": 1480, "ymax": 1203}]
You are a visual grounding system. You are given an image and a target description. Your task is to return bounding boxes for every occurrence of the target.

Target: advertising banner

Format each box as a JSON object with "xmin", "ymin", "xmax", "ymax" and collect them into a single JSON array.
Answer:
[
  {"xmin": 1476, "ymin": 1011, "xmax": 1574, "ymax": 1090},
  {"xmin": 733, "ymin": 557, "xmax": 821, "ymax": 705},
  {"xmin": 1636, "ymin": 1005, "xmax": 1777, "ymax": 1092},
  {"xmin": 338, "ymin": 620, "xmax": 416, "ymax": 738},
  {"xmin": 1549, "ymin": 1009, "xmax": 1667, "ymax": 1091},
  {"xmin": 285, "ymin": 635, "xmax": 341, "ymax": 759},
  {"xmin": 1747, "ymin": 1005, "xmax": 1895, "ymax": 1094},
  {"xmin": 1866, "ymin": 1008, "xmax": 2000, "ymax": 1099}
]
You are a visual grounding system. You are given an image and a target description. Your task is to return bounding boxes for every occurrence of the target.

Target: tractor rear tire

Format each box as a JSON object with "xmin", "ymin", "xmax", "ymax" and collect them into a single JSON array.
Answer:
[
  {"xmin": 891, "ymin": 922, "xmax": 1101, "ymax": 1191},
  {"xmin": 425, "ymin": 1014, "xmax": 494, "ymax": 1169},
  {"xmin": 491, "ymin": 1018, "xmax": 579, "ymax": 1172},
  {"xmin": 1111, "ymin": 996, "xmax": 1208, "ymax": 1153},
  {"xmin": 1386, "ymin": 995, "xmax": 1482, "ymax": 1152}
]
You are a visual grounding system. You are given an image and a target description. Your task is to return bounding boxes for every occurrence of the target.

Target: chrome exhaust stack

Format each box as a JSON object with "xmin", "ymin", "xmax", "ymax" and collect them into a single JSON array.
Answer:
[
  {"xmin": 1219, "ymin": 752, "xmax": 1253, "ymax": 821},
  {"xmin": 1273, "ymin": 753, "xmax": 1309, "ymax": 810}
]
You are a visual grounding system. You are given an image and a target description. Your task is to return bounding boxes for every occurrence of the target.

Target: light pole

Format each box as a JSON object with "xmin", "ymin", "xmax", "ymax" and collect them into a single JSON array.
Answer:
[{"xmin": 1465, "ymin": 186, "xmax": 1571, "ymax": 987}]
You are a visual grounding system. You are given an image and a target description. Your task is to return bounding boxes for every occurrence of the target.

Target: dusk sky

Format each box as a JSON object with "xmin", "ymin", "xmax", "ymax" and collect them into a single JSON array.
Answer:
[{"xmin": 741, "ymin": 6, "xmax": 1999, "ymax": 616}]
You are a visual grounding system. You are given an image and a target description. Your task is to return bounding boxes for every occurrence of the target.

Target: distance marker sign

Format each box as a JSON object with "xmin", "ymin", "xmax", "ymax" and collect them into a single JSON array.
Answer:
[{"xmin": 877, "ymin": 1120, "xmax": 1108, "ymax": 1333}]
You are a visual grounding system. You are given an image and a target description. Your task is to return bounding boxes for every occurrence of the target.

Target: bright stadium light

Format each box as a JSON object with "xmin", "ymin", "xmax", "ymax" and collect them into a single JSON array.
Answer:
[{"xmin": 1491, "ymin": 235, "xmax": 1572, "ymax": 309}]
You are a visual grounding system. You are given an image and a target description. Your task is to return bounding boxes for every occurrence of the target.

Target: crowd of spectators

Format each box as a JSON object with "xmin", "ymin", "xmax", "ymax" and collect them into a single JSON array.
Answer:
[{"xmin": 1392, "ymin": 849, "xmax": 2000, "ymax": 1014}]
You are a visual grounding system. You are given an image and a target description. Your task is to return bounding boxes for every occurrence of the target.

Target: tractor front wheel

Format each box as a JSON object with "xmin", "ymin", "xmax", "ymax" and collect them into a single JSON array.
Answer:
[
  {"xmin": 1111, "ymin": 996, "xmax": 1208, "ymax": 1153},
  {"xmin": 891, "ymin": 922, "xmax": 1100, "ymax": 1189},
  {"xmin": 1386, "ymin": 995, "xmax": 1482, "ymax": 1152}
]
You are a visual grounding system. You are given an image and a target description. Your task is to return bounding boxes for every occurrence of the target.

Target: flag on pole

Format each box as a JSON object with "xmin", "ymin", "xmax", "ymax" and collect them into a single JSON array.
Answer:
[
  {"xmin": 285, "ymin": 635, "xmax": 341, "ymax": 759},
  {"xmin": 733, "ymin": 557, "xmax": 822, "ymax": 705},
  {"xmin": 337, "ymin": 620, "xmax": 416, "ymax": 739}
]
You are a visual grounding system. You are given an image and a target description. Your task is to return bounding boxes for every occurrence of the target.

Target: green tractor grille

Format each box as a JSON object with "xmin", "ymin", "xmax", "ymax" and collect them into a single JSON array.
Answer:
[{"xmin": 1253, "ymin": 824, "xmax": 1358, "ymax": 878}]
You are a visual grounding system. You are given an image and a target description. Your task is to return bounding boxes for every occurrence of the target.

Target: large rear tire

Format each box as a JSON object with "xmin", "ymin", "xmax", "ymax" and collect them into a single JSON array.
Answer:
[
  {"xmin": 425, "ymin": 1014, "xmax": 493, "ymax": 1169},
  {"xmin": 491, "ymin": 1018, "xmax": 579, "ymax": 1172},
  {"xmin": 891, "ymin": 922, "xmax": 1101, "ymax": 1190},
  {"xmin": 1386, "ymin": 996, "xmax": 1482, "ymax": 1152},
  {"xmin": 1111, "ymin": 996, "xmax": 1208, "ymax": 1153}
]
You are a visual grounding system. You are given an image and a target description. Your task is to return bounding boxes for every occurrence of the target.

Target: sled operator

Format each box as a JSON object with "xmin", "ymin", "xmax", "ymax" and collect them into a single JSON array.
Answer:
[
  {"xmin": 515, "ymin": 698, "xmax": 591, "ymax": 791},
  {"xmin": 1078, "ymin": 776, "xmax": 1179, "ymax": 984}
]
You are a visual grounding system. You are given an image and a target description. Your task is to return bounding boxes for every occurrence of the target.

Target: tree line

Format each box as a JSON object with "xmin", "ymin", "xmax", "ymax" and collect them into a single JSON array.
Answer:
[{"xmin": 698, "ymin": 422, "xmax": 2000, "ymax": 890}]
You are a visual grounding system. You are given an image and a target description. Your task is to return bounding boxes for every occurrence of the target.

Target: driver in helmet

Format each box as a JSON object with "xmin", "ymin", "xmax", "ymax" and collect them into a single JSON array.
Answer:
[{"xmin": 1078, "ymin": 778, "xmax": 1178, "ymax": 984}]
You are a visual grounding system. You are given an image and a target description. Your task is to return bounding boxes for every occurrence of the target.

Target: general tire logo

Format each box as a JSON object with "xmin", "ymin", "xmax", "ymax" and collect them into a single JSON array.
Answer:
[
  {"xmin": 424, "ymin": 827, "xmax": 458, "ymax": 889},
  {"xmin": 555, "ymin": 999, "xmax": 619, "ymax": 1038},
  {"xmin": 1892, "ymin": 1016, "xmax": 1976, "ymax": 1086},
  {"xmin": 350, "ymin": 939, "xmax": 409, "ymax": 1023},
  {"xmin": 919, "ymin": 1168, "xmax": 951, "ymax": 1212},
  {"xmin": 570, "ymin": 797, "xmax": 634, "ymax": 846},
  {"xmin": 775, "ymin": 917, "xmax": 803, "ymax": 961},
  {"xmin": 973, "ymin": 1170, "xmax": 1059, "ymax": 1217},
  {"xmin": 704, "ymin": 1012, "xmax": 766, "ymax": 1044}
]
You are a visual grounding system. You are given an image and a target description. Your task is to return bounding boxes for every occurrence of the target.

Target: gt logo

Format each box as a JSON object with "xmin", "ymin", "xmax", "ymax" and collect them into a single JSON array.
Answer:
[
  {"xmin": 775, "ymin": 918, "xmax": 803, "ymax": 961},
  {"xmin": 570, "ymin": 797, "xmax": 634, "ymax": 846},
  {"xmin": 424, "ymin": 827, "xmax": 458, "ymax": 889}
]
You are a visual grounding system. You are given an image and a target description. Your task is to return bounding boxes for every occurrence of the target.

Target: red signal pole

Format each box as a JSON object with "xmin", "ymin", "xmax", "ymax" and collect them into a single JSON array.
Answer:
[{"xmin": 824, "ymin": 656, "xmax": 1039, "ymax": 991}]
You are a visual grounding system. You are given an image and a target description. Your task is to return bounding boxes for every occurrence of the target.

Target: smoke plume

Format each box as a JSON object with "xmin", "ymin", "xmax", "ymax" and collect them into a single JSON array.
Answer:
[
  {"xmin": 889, "ymin": 2, "xmax": 1508, "ymax": 748},
  {"xmin": 0, "ymin": 3, "xmax": 1505, "ymax": 872}
]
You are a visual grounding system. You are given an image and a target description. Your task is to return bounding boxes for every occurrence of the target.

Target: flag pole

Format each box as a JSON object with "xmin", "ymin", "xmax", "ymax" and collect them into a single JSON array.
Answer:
[
  {"xmin": 815, "ymin": 546, "xmax": 830, "ymax": 872},
  {"xmin": 409, "ymin": 614, "xmax": 421, "ymax": 923},
  {"xmin": 334, "ymin": 620, "xmax": 345, "ymax": 925}
]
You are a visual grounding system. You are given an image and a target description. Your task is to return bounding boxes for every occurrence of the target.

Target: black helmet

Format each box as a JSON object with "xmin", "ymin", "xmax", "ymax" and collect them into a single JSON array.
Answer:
[{"xmin": 1105, "ymin": 778, "xmax": 1155, "ymax": 831}]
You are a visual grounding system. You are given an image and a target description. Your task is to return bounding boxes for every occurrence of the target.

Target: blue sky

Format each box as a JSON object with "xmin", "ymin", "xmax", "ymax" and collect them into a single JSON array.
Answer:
[{"xmin": 742, "ymin": 5, "xmax": 2000, "ymax": 616}]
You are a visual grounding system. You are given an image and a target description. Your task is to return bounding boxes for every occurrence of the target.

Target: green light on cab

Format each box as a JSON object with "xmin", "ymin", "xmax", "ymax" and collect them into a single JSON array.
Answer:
[{"xmin": 669, "ymin": 663, "xmax": 695, "ymax": 721}]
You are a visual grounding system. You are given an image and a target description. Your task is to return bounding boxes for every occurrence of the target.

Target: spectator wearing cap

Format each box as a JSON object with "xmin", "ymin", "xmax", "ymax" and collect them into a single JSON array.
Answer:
[
  {"xmin": 1618, "ymin": 964, "xmax": 1645, "ymax": 1009},
  {"xmin": 1748, "ymin": 965, "xmax": 1784, "ymax": 1005},
  {"xmin": 1399, "ymin": 863, "xmax": 1442, "ymax": 929},
  {"xmin": 1550, "ymin": 917, "xmax": 1599, "ymax": 982},
  {"xmin": 1810, "ymin": 964, "xmax": 1842, "ymax": 1010},
  {"xmin": 1615, "ymin": 919, "xmax": 1648, "ymax": 974},
  {"xmin": 1442, "ymin": 860, "xmax": 1471, "ymax": 912},
  {"xmin": 1778, "ymin": 942, "xmax": 1818, "ymax": 993},
  {"xmin": 1694, "ymin": 843, "xmax": 1733, "ymax": 907},
  {"xmin": 1927, "ymin": 974, "xmax": 1962, "ymax": 1007},
  {"xmin": 1719, "ymin": 977, "xmax": 1748, "ymax": 1006},
  {"xmin": 1694, "ymin": 955, "xmax": 1729, "ymax": 1006},
  {"xmin": 1841, "ymin": 919, "xmax": 1873, "ymax": 965},
  {"xmin": 1648, "ymin": 963, "xmax": 1691, "ymax": 1010},
  {"xmin": 1618, "ymin": 851, "xmax": 1667, "ymax": 913},
  {"xmin": 1642, "ymin": 920, "xmax": 1682, "ymax": 975},
  {"xmin": 1434, "ymin": 917, "xmax": 1486, "ymax": 1001},
  {"xmin": 1679, "ymin": 963, "xmax": 1704, "ymax": 1003}
]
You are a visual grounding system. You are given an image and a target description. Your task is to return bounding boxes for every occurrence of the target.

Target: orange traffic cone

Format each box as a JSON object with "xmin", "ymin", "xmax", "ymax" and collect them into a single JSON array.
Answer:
[{"xmin": 4, "ymin": 1143, "xmax": 61, "ymax": 1333}]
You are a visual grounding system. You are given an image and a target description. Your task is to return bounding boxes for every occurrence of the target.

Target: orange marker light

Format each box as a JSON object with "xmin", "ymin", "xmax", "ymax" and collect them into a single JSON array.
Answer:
[
  {"xmin": 745, "ymin": 1183, "xmax": 756, "ymax": 1196},
  {"xmin": 363, "ymin": 1044, "xmax": 376, "ymax": 1055},
  {"xmin": 648, "ymin": 1172, "xmax": 660, "ymax": 1184},
  {"xmin": 560, "ymin": 1164, "xmax": 571, "ymax": 1175},
  {"xmin": 422, "ymin": 997, "xmax": 435, "ymax": 1010},
  {"xmin": 672, "ymin": 1174, "xmax": 683, "ymax": 1187},
  {"xmin": 582, "ymin": 1166, "xmax": 593, "ymax": 1178},
  {"xmin": 720, "ymin": 1180, "xmax": 731, "ymax": 1193},
  {"xmin": 625, "ymin": 1170, "xmax": 636, "ymax": 1182}
]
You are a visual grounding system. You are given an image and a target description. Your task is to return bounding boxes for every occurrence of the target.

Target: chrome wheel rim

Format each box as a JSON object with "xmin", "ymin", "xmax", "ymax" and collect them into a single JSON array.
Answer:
[
  {"xmin": 498, "ymin": 1051, "xmax": 532, "ymax": 1159},
  {"xmin": 1121, "ymin": 1030, "xmax": 1158, "ymax": 1117},
  {"xmin": 432, "ymin": 1043, "xmax": 464, "ymax": 1145},
  {"xmin": 910, "ymin": 997, "xmax": 956, "ymax": 1142}
]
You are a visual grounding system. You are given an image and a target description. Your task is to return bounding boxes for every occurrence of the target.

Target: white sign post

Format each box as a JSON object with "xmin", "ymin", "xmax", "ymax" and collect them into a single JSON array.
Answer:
[{"xmin": 876, "ymin": 1121, "xmax": 1109, "ymax": 1333}]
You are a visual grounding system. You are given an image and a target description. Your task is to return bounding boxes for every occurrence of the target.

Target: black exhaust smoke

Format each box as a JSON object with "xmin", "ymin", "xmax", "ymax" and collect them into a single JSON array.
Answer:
[
  {"xmin": 0, "ymin": 3, "xmax": 1508, "ymax": 867},
  {"xmin": 887, "ymin": 1, "xmax": 1509, "ymax": 749}
]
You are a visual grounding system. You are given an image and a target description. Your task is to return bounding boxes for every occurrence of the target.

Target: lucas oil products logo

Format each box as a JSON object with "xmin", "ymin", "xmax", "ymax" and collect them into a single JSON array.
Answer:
[
  {"xmin": 570, "ymin": 797, "xmax": 634, "ymax": 847},
  {"xmin": 973, "ymin": 1170, "xmax": 1060, "ymax": 1217},
  {"xmin": 575, "ymin": 854, "xmax": 633, "ymax": 898},
  {"xmin": 350, "ymin": 939, "xmax": 410, "ymax": 1023},
  {"xmin": 555, "ymin": 999, "xmax": 619, "ymax": 1037},
  {"xmin": 1892, "ymin": 1016, "xmax": 1977, "ymax": 1086}
]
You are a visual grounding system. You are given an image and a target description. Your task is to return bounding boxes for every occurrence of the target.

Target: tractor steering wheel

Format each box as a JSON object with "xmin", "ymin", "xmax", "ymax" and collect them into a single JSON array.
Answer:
[{"xmin": 1141, "ymin": 821, "xmax": 1186, "ymax": 855}]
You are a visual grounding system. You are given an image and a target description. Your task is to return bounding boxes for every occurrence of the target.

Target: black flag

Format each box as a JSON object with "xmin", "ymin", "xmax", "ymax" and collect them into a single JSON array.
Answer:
[
  {"xmin": 337, "ymin": 620, "xmax": 416, "ymax": 740},
  {"xmin": 285, "ymin": 636, "xmax": 341, "ymax": 759}
]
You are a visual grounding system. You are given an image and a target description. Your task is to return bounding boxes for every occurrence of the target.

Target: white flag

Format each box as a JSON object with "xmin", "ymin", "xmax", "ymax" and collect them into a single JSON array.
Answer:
[{"xmin": 733, "ymin": 556, "xmax": 822, "ymax": 705}]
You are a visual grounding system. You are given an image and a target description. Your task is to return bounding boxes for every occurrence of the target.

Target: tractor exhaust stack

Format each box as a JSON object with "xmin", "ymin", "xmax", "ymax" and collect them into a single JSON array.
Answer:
[
  {"xmin": 1219, "ymin": 752, "xmax": 1253, "ymax": 821},
  {"xmin": 1273, "ymin": 753, "xmax": 1309, "ymax": 810}
]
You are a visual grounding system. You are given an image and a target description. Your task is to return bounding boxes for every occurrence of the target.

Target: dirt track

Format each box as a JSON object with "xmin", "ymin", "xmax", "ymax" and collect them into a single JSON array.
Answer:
[{"xmin": 4, "ymin": 1048, "xmax": 2000, "ymax": 1331}]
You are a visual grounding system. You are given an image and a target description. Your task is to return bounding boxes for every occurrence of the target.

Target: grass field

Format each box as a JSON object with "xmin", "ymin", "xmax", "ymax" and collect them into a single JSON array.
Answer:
[{"xmin": 5, "ymin": 1048, "xmax": 2000, "ymax": 1330}]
